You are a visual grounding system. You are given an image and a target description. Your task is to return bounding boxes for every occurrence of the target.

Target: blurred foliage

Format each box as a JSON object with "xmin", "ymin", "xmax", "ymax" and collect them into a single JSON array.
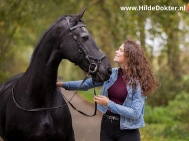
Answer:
[
  {"xmin": 0, "ymin": 0, "xmax": 188, "ymax": 103},
  {"xmin": 144, "ymin": 91, "xmax": 189, "ymax": 140},
  {"xmin": 0, "ymin": 0, "xmax": 189, "ymax": 140}
]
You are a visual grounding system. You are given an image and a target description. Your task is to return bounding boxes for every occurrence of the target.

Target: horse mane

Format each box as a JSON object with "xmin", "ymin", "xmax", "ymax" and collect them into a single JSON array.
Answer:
[{"xmin": 30, "ymin": 14, "xmax": 74, "ymax": 62}]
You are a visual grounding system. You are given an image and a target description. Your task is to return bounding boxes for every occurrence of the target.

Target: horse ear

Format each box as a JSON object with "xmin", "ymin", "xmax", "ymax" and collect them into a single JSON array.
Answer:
[{"xmin": 70, "ymin": 7, "xmax": 87, "ymax": 26}]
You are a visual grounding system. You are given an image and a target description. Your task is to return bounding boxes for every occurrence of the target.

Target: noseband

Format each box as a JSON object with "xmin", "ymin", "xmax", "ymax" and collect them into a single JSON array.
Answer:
[{"xmin": 64, "ymin": 17, "xmax": 105, "ymax": 74}]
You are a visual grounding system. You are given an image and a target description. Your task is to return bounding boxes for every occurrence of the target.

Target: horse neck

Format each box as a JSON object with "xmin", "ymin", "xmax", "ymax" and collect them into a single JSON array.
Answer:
[{"xmin": 17, "ymin": 39, "xmax": 63, "ymax": 98}]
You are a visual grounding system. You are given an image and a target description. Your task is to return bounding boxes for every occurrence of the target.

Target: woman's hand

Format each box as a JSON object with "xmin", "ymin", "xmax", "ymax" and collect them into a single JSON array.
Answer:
[
  {"xmin": 94, "ymin": 95, "xmax": 109, "ymax": 106},
  {"xmin": 56, "ymin": 81, "xmax": 63, "ymax": 87}
]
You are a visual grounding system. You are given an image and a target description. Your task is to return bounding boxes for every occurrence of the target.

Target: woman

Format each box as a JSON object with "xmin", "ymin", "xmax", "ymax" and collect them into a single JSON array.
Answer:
[{"xmin": 57, "ymin": 39, "xmax": 159, "ymax": 141}]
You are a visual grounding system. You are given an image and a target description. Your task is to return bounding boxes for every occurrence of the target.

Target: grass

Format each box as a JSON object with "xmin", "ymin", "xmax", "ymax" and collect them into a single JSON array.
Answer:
[
  {"xmin": 140, "ymin": 123, "xmax": 188, "ymax": 141},
  {"xmin": 78, "ymin": 87, "xmax": 102, "ymax": 103}
]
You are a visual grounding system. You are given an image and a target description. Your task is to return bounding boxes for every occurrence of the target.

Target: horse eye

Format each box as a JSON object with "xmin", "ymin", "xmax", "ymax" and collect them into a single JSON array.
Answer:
[{"xmin": 82, "ymin": 35, "xmax": 88, "ymax": 40}]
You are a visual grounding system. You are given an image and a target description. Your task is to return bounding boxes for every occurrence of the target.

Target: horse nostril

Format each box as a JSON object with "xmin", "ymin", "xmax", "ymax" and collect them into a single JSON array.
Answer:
[{"xmin": 107, "ymin": 67, "xmax": 112, "ymax": 75}]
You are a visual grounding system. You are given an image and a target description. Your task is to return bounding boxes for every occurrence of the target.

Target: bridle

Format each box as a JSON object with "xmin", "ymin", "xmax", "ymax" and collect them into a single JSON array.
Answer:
[
  {"xmin": 64, "ymin": 16, "xmax": 106, "ymax": 74},
  {"xmin": 12, "ymin": 16, "xmax": 106, "ymax": 117}
]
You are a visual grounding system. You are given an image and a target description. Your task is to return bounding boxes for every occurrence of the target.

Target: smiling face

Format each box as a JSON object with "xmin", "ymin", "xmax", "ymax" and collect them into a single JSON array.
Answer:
[{"xmin": 113, "ymin": 44, "xmax": 127, "ymax": 68}]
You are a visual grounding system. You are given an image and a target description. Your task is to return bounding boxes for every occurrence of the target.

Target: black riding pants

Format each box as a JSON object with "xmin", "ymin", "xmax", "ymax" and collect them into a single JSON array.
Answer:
[{"xmin": 100, "ymin": 115, "xmax": 140, "ymax": 141}]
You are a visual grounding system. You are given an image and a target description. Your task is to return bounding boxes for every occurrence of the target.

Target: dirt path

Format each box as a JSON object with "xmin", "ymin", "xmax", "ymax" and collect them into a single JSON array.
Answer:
[{"xmin": 61, "ymin": 88, "xmax": 103, "ymax": 141}]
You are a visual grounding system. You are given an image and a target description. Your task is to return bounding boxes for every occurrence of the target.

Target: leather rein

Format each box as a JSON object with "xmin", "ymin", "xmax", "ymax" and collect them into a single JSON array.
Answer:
[{"xmin": 12, "ymin": 17, "xmax": 106, "ymax": 117}]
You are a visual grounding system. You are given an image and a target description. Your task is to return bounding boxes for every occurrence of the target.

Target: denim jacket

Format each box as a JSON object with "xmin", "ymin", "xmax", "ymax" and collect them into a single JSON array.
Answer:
[{"xmin": 63, "ymin": 68, "xmax": 146, "ymax": 129}]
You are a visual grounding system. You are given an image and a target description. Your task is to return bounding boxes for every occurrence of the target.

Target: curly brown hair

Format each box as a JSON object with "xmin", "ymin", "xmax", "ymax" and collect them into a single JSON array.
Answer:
[{"xmin": 122, "ymin": 39, "xmax": 159, "ymax": 96}]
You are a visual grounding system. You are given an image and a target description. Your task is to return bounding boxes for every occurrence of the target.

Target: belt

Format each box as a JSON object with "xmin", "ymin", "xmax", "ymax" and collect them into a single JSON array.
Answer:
[{"xmin": 104, "ymin": 114, "xmax": 120, "ymax": 121}]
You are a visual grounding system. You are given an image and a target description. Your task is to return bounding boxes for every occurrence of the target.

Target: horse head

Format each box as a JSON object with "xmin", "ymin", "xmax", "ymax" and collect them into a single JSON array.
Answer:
[{"xmin": 54, "ymin": 8, "xmax": 112, "ymax": 82}]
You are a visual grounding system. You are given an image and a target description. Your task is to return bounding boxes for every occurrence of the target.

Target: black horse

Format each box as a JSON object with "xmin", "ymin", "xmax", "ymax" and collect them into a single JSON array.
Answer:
[{"xmin": 0, "ymin": 8, "xmax": 112, "ymax": 141}]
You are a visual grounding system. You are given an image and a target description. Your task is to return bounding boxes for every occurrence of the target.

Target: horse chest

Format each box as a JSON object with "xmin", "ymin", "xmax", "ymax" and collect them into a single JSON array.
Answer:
[{"xmin": 6, "ymin": 112, "xmax": 73, "ymax": 141}]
